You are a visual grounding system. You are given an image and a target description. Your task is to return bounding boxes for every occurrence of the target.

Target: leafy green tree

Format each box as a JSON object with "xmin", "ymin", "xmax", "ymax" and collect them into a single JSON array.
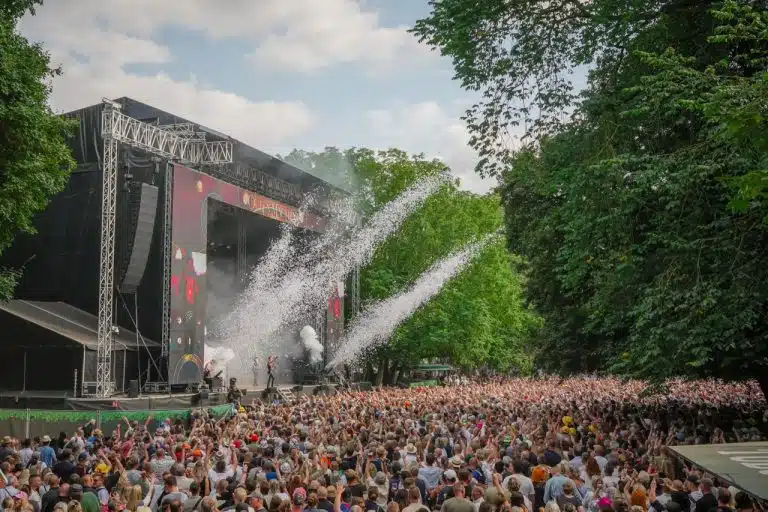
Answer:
[
  {"xmin": 411, "ymin": 0, "xmax": 732, "ymax": 178},
  {"xmin": 500, "ymin": 1, "xmax": 768, "ymax": 393},
  {"xmin": 0, "ymin": 0, "xmax": 75, "ymax": 300},
  {"xmin": 286, "ymin": 148, "xmax": 538, "ymax": 383}
]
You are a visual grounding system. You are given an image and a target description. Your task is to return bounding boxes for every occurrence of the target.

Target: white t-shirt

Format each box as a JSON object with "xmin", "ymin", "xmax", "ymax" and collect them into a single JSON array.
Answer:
[{"xmin": 208, "ymin": 468, "xmax": 235, "ymax": 488}]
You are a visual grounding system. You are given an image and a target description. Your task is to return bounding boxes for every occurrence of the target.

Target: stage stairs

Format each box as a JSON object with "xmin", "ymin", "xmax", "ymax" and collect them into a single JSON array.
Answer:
[{"xmin": 276, "ymin": 386, "xmax": 295, "ymax": 402}]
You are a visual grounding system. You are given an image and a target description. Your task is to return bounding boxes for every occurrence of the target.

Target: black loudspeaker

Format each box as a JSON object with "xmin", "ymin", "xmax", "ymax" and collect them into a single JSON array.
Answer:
[
  {"xmin": 128, "ymin": 380, "xmax": 139, "ymax": 398},
  {"xmin": 120, "ymin": 183, "xmax": 159, "ymax": 293}
]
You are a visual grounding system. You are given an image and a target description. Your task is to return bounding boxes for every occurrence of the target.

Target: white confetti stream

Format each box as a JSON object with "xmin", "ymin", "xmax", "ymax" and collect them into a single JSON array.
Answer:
[
  {"xmin": 327, "ymin": 235, "xmax": 494, "ymax": 369},
  {"xmin": 217, "ymin": 174, "xmax": 449, "ymax": 379}
]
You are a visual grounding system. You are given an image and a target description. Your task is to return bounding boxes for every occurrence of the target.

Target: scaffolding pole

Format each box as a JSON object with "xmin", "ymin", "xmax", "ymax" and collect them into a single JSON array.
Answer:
[{"xmin": 96, "ymin": 98, "xmax": 233, "ymax": 397}]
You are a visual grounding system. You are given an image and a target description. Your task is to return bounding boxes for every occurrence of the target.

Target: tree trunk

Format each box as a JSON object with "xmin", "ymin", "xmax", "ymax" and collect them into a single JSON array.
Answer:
[
  {"xmin": 375, "ymin": 360, "xmax": 386, "ymax": 387},
  {"xmin": 365, "ymin": 362, "xmax": 375, "ymax": 383}
]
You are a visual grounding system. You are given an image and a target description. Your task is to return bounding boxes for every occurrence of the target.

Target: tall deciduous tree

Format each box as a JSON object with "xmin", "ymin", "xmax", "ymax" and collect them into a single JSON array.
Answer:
[
  {"xmin": 451, "ymin": 0, "xmax": 768, "ymax": 392},
  {"xmin": 284, "ymin": 148, "xmax": 538, "ymax": 382},
  {"xmin": 412, "ymin": 0, "xmax": 732, "ymax": 178},
  {"xmin": 415, "ymin": 0, "xmax": 768, "ymax": 394},
  {"xmin": 0, "ymin": 0, "xmax": 75, "ymax": 300}
]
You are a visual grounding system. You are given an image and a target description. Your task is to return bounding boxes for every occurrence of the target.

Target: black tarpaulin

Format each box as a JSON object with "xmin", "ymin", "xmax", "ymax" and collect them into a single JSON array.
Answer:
[
  {"xmin": 671, "ymin": 442, "xmax": 768, "ymax": 502},
  {"xmin": 0, "ymin": 300, "xmax": 159, "ymax": 350}
]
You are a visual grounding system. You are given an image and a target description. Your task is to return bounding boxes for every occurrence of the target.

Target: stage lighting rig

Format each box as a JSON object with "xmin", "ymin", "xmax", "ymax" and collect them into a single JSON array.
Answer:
[{"xmin": 94, "ymin": 99, "xmax": 233, "ymax": 398}]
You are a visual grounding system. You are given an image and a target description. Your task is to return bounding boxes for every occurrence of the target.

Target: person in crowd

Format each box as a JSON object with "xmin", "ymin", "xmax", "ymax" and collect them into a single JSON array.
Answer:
[{"xmin": 0, "ymin": 377, "xmax": 762, "ymax": 512}]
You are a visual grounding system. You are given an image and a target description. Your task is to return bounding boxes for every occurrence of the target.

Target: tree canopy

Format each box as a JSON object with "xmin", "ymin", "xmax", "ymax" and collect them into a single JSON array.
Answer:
[
  {"xmin": 0, "ymin": 0, "xmax": 75, "ymax": 300},
  {"xmin": 416, "ymin": 0, "xmax": 768, "ymax": 392},
  {"xmin": 283, "ymin": 148, "xmax": 538, "ymax": 383},
  {"xmin": 411, "ymin": 0, "xmax": 745, "ymax": 178}
]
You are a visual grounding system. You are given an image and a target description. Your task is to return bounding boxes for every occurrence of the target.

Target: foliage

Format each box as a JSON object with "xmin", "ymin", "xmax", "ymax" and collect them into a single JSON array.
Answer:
[
  {"xmin": 284, "ymin": 148, "xmax": 538, "ymax": 381},
  {"xmin": 412, "ymin": 0, "xmax": 731, "ymax": 178},
  {"xmin": 390, "ymin": 239, "xmax": 538, "ymax": 376},
  {"xmin": 498, "ymin": 1, "xmax": 768, "ymax": 389},
  {"xmin": 0, "ymin": 0, "xmax": 76, "ymax": 300}
]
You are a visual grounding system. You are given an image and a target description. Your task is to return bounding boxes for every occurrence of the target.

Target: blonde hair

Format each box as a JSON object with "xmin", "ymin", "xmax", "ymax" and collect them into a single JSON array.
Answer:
[{"xmin": 126, "ymin": 485, "xmax": 144, "ymax": 511}]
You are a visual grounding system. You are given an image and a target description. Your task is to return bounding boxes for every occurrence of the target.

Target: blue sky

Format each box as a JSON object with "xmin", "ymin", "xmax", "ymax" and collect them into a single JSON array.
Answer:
[{"xmin": 19, "ymin": 0, "xmax": 493, "ymax": 192}]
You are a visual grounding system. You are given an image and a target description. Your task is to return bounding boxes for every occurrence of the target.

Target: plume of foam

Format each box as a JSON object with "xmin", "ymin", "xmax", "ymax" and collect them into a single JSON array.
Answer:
[
  {"xmin": 327, "ymin": 235, "xmax": 494, "ymax": 369},
  {"xmin": 299, "ymin": 325, "xmax": 323, "ymax": 363},
  {"xmin": 218, "ymin": 174, "xmax": 448, "ymax": 376}
]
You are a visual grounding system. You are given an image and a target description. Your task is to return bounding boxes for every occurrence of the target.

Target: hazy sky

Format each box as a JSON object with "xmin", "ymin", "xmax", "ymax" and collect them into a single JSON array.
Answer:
[{"xmin": 19, "ymin": 0, "xmax": 496, "ymax": 193}]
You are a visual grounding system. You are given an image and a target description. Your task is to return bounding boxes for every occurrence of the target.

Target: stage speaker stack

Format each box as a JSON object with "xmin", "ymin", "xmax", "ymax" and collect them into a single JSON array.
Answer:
[
  {"xmin": 119, "ymin": 182, "xmax": 160, "ymax": 294},
  {"xmin": 128, "ymin": 380, "xmax": 139, "ymax": 398}
]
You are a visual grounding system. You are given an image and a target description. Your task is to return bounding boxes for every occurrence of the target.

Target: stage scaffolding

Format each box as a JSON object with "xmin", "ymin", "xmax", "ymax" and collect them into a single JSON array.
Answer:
[{"xmin": 94, "ymin": 100, "xmax": 232, "ymax": 397}]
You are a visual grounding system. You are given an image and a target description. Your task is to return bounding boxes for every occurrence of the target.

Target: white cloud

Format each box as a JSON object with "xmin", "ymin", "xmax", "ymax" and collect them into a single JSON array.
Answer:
[
  {"xmin": 21, "ymin": 0, "xmax": 429, "ymax": 73},
  {"xmin": 364, "ymin": 102, "xmax": 497, "ymax": 194},
  {"xmin": 244, "ymin": 1, "xmax": 429, "ymax": 73},
  {"xmin": 19, "ymin": 2, "xmax": 315, "ymax": 147},
  {"xmin": 16, "ymin": 2, "xmax": 479, "ymax": 193}
]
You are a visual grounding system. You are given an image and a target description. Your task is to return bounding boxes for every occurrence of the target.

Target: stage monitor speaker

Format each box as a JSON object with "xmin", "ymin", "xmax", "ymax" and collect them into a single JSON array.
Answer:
[
  {"xmin": 128, "ymin": 380, "xmax": 139, "ymax": 398},
  {"xmin": 120, "ymin": 183, "xmax": 159, "ymax": 294},
  {"xmin": 302, "ymin": 374, "xmax": 319, "ymax": 385}
]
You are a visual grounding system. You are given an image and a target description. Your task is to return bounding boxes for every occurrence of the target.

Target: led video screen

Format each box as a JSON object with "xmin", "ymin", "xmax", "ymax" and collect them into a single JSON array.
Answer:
[{"xmin": 168, "ymin": 163, "xmax": 325, "ymax": 385}]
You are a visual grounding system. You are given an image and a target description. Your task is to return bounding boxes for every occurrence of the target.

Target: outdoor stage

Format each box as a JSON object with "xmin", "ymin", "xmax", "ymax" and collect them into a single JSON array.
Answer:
[{"xmin": 0, "ymin": 97, "xmax": 356, "ymax": 405}]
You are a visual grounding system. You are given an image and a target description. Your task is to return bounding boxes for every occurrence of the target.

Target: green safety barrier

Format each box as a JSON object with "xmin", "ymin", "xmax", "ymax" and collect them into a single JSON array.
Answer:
[
  {"xmin": 408, "ymin": 379, "xmax": 440, "ymax": 388},
  {"xmin": 0, "ymin": 404, "xmax": 232, "ymax": 438}
]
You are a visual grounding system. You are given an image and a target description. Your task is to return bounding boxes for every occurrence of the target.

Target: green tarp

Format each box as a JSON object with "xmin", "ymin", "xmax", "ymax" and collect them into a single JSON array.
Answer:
[
  {"xmin": 0, "ymin": 404, "xmax": 232, "ymax": 439},
  {"xmin": 409, "ymin": 380, "xmax": 440, "ymax": 388},
  {"xmin": 671, "ymin": 442, "xmax": 768, "ymax": 502},
  {"xmin": 414, "ymin": 364, "xmax": 453, "ymax": 372}
]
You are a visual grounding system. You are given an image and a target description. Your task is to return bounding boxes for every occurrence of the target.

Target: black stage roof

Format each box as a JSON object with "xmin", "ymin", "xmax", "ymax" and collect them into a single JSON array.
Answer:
[
  {"xmin": 67, "ymin": 97, "xmax": 352, "ymax": 194},
  {"xmin": 0, "ymin": 300, "xmax": 159, "ymax": 351}
]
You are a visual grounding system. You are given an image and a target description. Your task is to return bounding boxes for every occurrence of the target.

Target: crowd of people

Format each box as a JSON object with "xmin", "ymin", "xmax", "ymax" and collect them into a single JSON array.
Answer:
[{"xmin": 0, "ymin": 377, "xmax": 765, "ymax": 512}]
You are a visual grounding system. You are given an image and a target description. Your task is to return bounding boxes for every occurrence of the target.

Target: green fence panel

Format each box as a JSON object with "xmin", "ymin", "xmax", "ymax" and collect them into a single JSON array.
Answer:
[{"xmin": 0, "ymin": 404, "xmax": 233, "ymax": 438}]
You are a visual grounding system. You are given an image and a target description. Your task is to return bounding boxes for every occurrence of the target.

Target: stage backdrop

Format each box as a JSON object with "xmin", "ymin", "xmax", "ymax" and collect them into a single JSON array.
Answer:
[{"xmin": 169, "ymin": 164, "xmax": 325, "ymax": 384}]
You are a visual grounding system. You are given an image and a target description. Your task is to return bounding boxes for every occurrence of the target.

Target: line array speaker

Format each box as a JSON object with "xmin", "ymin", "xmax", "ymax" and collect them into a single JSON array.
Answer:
[{"xmin": 119, "ymin": 183, "xmax": 159, "ymax": 294}]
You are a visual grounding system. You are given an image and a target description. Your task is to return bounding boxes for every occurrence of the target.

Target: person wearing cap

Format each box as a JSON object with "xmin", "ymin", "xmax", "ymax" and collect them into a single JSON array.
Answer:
[
  {"xmin": 435, "ymin": 470, "xmax": 457, "ymax": 511},
  {"xmin": 0, "ymin": 438, "xmax": 13, "ymax": 466},
  {"xmin": 39, "ymin": 437, "xmax": 56, "ymax": 469}
]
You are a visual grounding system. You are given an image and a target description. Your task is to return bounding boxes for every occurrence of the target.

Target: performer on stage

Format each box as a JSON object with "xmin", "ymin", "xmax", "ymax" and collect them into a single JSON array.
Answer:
[
  {"xmin": 203, "ymin": 360, "xmax": 213, "ymax": 389},
  {"xmin": 266, "ymin": 355, "xmax": 277, "ymax": 389}
]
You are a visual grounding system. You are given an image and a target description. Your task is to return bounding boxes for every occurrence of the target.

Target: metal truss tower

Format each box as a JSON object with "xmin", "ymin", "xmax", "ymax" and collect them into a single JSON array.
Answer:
[
  {"xmin": 97, "ymin": 99, "xmax": 233, "ymax": 397},
  {"xmin": 159, "ymin": 163, "xmax": 173, "ymax": 365}
]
